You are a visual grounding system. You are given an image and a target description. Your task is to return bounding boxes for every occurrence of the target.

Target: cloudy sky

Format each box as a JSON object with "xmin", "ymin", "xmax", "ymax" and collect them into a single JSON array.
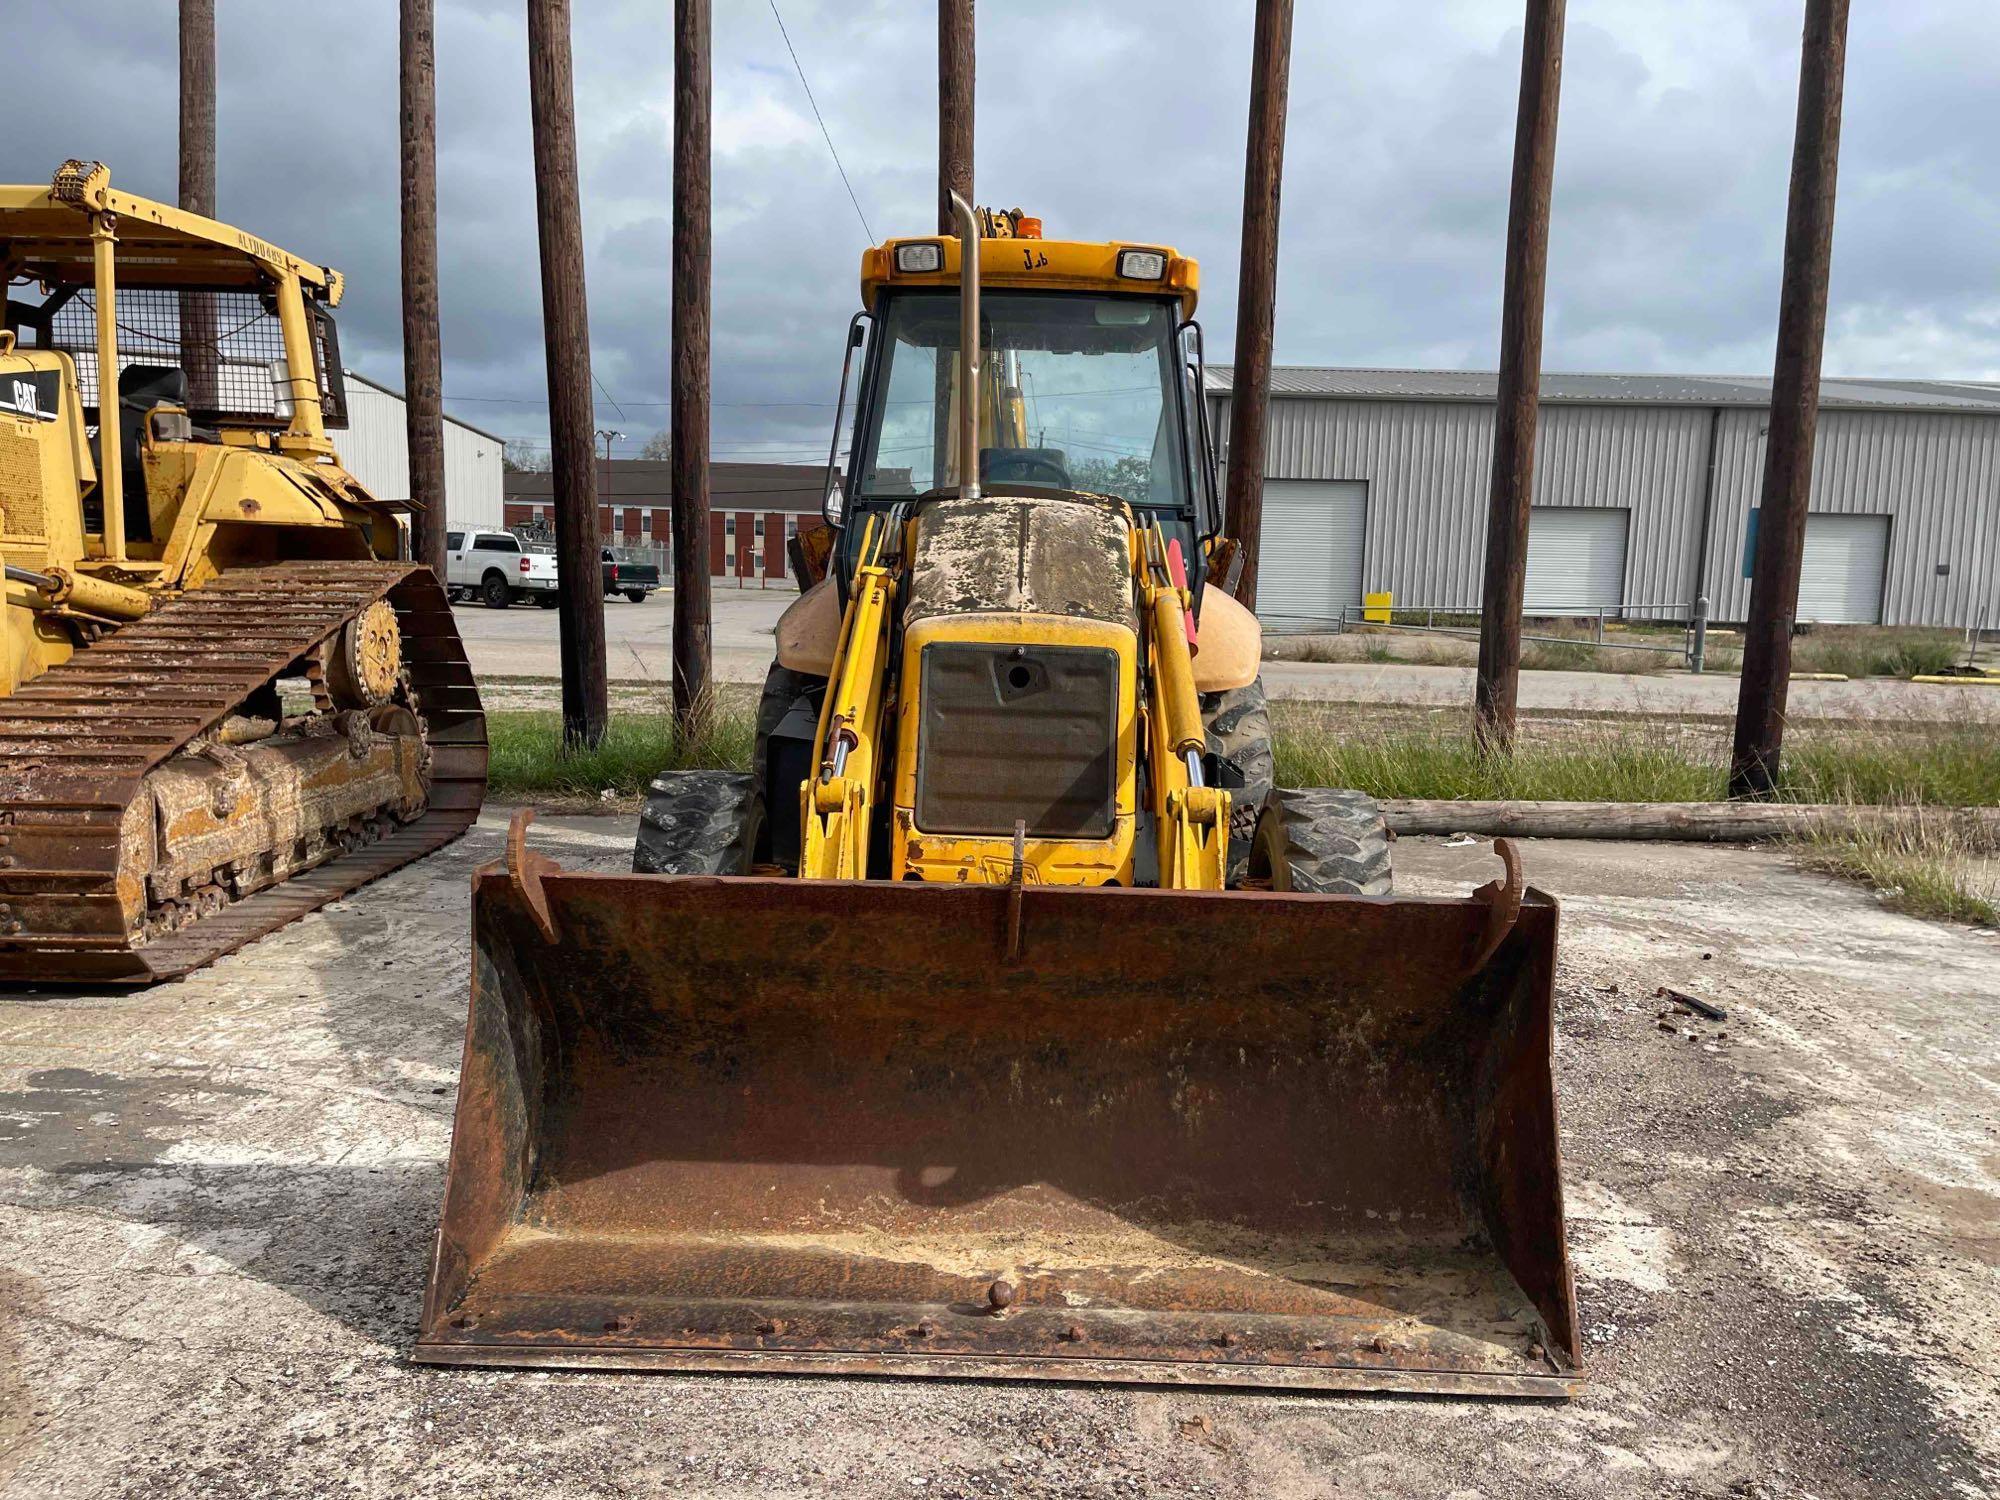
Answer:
[{"xmin": 13, "ymin": 1, "xmax": 1998, "ymax": 462}]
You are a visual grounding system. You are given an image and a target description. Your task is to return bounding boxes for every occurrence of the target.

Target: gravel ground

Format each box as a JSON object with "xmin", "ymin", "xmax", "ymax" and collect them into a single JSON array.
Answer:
[{"xmin": 1, "ymin": 813, "xmax": 1995, "ymax": 1498}]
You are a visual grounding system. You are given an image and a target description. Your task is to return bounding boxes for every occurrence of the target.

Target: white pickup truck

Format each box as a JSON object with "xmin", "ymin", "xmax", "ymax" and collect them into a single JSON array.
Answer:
[{"xmin": 445, "ymin": 529, "xmax": 561, "ymax": 608}]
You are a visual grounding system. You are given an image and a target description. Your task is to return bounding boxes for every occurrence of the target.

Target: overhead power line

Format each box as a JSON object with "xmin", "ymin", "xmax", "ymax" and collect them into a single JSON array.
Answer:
[{"xmin": 766, "ymin": 0, "xmax": 875, "ymax": 242}]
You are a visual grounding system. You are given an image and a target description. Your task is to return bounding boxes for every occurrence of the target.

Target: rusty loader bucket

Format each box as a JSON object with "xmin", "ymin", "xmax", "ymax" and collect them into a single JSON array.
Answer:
[{"xmin": 416, "ymin": 818, "xmax": 1580, "ymax": 1396}]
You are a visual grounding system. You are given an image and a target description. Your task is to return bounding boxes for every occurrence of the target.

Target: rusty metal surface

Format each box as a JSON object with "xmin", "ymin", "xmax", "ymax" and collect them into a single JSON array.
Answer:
[
  {"xmin": 418, "ymin": 858, "xmax": 1579, "ymax": 1396},
  {"xmin": 0, "ymin": 561, "xmax": 486, "ymax": 983}
]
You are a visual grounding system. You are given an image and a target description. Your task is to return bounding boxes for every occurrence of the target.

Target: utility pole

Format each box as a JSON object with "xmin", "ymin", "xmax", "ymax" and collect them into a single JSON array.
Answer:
[
  {"xmin": 671, "ymin": 0, "xmax": 714, "ymax": 740},
  {"xmin": 1222, "ymin": 0, "xmax": 1293, "ymax": 611},
  {"xmin": 178, "ymin": 0, "xmax": 218, "ymax": 412},
  {"xmin": 526, "ymin": 0, "xmax": 608, "ymax": 749},
  {"xmin": 1731, "ymin": 0, "xmax": 1850, "ymax": 798},
  {"xmin": 938, "ymin": 0, "xmax": 974, "ymax": 234},
  {"xmin": 178, "ymin": 0, "xmax": 216, "ymax": 214},
  {"xmin": 400, "ymin": 0, "xmax": 448, "ymax": 580},
  {"xmin": 935, "ymin": 0, "xmax": 975, "ymax": 485},
  {"xmin": 1474, "ymin": 0, "xmax": 1567, "ymax": 756}
]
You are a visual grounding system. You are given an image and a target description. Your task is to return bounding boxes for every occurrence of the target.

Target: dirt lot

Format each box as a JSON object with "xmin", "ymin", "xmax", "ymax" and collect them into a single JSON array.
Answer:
[{"xmin": 2, "ymin": 813, "xmax": 1995, "ymax": 1498}]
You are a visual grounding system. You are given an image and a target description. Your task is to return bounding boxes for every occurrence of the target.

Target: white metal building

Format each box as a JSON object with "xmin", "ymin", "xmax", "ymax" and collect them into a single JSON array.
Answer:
[
  {"xmin": 336, "ymin": 369, "xmax": 506, "ymax": 532},
  {"xmin": 1208, "ymin": 368, "xmax": 2000, "ymax": 630}
]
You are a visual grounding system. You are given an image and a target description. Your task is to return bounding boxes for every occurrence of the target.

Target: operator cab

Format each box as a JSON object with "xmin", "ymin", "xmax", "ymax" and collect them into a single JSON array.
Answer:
[{"xmin": 826, "ymin": 221, "xmax": 1218, "ymax": 596}]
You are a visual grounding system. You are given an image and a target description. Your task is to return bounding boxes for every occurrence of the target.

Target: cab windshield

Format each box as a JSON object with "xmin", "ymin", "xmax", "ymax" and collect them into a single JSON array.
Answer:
[{"xmin": 854, "ymin": 290, "xmax": 1192, "ymax": 509}]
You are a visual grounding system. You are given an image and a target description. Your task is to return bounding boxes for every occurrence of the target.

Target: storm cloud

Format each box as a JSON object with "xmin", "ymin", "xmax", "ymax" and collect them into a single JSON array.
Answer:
[{"xmin": 10, "ymin": 1, "xmax": 1997, "ymax": 459}]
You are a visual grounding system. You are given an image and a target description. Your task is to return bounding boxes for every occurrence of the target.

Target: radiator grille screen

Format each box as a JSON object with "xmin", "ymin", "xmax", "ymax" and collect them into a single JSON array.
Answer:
[{"xmin": 916, "ymin": 643, "xmax": 1118, "ymax": 838}]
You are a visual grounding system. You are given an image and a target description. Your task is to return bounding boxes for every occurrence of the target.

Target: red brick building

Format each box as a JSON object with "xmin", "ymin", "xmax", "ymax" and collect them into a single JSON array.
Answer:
[{"xmin": 501, "ymin": 460, "xmax": 837, "ymax": 586}]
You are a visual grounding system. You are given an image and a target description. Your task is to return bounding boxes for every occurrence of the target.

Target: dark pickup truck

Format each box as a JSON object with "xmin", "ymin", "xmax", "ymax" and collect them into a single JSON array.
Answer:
[{"xmin": 602, "ymin": 548, "xmax": 661, "ymax": 603}]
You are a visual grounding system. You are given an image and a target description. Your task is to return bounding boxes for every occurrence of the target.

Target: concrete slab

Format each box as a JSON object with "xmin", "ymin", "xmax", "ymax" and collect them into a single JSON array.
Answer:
[{"xmin": 2, "ymin": 817, "xmax": 1995, "ymax": 1497}]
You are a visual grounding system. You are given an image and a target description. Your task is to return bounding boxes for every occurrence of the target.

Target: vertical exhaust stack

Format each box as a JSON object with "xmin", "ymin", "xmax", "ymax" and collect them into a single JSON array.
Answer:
[{"xmin": 949, "ymin": 190, "xmax": 981, "ymax": 500}]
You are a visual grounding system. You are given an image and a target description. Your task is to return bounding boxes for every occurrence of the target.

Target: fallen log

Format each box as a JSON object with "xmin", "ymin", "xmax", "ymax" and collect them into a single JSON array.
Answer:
[{"xmin": 1379, "ymin": 799, "xmax": 2000, "ymax": 846}]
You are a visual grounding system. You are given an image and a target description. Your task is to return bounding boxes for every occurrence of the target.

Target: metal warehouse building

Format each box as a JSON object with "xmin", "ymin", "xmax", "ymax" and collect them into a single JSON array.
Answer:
[
  {"xmin": 337, "ymin": 369, "xmax": 506, "ymax": 532},
  {"xmin": 1207, "ymin": 368, "xmax": 2000, "ymax": 630}
]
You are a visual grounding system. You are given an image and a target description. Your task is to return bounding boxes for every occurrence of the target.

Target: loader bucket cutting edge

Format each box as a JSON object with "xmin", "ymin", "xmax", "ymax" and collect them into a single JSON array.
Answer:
[{"xmin": 417, "ymin": 864, "xmax": 1579, "ymax": 1397}]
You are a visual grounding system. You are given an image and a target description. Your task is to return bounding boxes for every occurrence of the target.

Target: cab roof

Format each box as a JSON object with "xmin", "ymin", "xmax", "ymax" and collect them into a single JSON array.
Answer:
[
  {"xmin": 862, "ymin": 235, "xmax": 1197, "ymax": 321},
  {"xmin": 0, "ymin": 161, "xmax": 343, "ymax": 305}
]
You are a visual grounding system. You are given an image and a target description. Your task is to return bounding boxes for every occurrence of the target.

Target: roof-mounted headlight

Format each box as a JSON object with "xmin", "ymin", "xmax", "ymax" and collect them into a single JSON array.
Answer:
[
  {"xmin": 895, "ymin": 242, "xmax": 943, "ymax": 273},
  {"xmin": 1117, "ymin": 249, "xmax": 1168, "ymax": 281}
]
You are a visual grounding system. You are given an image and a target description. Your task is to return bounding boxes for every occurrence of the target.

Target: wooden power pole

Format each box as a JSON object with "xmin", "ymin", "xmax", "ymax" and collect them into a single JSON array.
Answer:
[
  {"xmin": 1730, "ymin": 0, "xmax": 1850, "ymax": 799},
  {"xmin": 178, "ymin": 0, "xmax": 219, "ymax": 412},
  {"xmin": 526, "ymin": 0, "xmax": 608, "ymax": 749},
  {"xmin": 178, "ymin": 0, "xmax": 216, "ymax": 214},
  {"xmin": 938, "ymin": 0, "xmax": 974, "ymax": 234},
  {"xmin": 671, "ymin": 0, "xmax": 715, "ymax": 739},
  {"xmin": 1474, "ymin": 0, "xmax": 1567, "ymax": 756},
  {"xmin": 400, "ymin": 0, "xmax": 448, "ymax": 580},
  {"xmin": 1222, "ymin": 0, "xmax": 1293, "ymax": 611}
]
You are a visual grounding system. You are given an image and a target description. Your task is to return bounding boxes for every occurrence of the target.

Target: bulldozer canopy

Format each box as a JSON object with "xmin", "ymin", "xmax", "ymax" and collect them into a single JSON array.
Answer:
[
  {"xmin": 418, "ymin": 849, "xmax": 1580, "ymax": 1396},
  {"xmin": 0, "ymin": 176, "xmax": 341, "ymax": 300}
]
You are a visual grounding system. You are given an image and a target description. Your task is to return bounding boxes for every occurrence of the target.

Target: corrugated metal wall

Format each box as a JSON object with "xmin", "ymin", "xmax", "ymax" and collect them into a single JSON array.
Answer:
[
  {"xmin": 339, "ymin": 379, "xmax": 505, "ymax": 531},
  {"xmin": 1211, "ymin": 393, "xmax": 2000, "ymax": 628},
  {"xmin": 1701, "ymin": 408, "xmax": 2000, "ymax": 627},
  {"xmin": 1210, "ymin": 396, "xmax": 1710, "ymax": 614}
]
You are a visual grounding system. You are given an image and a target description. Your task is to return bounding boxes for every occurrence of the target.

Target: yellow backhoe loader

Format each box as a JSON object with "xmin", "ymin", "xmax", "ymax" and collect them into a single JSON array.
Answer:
[
  {"xmin": 0, "ymin": 162, "xmax": 485, "ymax": 983},
  {"xmin": 420, "ymin": 201, "xmax": 1576, "ymax": 1395}
]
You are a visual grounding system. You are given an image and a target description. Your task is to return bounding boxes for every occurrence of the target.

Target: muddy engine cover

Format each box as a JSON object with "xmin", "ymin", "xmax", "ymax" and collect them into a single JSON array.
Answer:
[
  {"xmin": 904, "ymin": 497, "xmax": 1136, "ymax": 839},
  {"xmin": 904, "ymin": 495, "xmax": 1137, "ymax": 631}
]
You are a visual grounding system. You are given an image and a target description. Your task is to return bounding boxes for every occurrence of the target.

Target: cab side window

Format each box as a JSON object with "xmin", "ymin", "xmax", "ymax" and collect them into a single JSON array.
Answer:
[{"xmin": 446, "ymin": 531, "xmax": 464, "ymax": 551}]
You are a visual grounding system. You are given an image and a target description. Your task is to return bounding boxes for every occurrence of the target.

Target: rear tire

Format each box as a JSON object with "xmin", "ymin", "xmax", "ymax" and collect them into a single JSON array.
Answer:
[
  {"xmin": 1250, "ymin": 787, "xmax": 1393, "ymax": 896},
  {"xmin": 633, "ymin": 770, "xmax": 763, "ymax": 875},
  {"xmin": 481, "ymin": 572, "xmax": 513, "ymax": 609},
  {"xmin": 1202, "ymin": 677, "xmax": 1274, "ymax": 886},
  {"xmin": 537, "ymin": 593, "xmax": 559, "ymax": 609},
  {"xmin": 625, "ymin": 590, "xmax": 648, "ymax": 603},
  {"xmin": 752, "ymin": 662, "xmax": 827, "ymax": 871}
]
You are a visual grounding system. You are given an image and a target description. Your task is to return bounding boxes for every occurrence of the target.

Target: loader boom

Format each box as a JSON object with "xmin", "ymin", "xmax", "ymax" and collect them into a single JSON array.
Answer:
[{"xmin": 801, "ymin": 516, "xmax": 896, "ymax": 881}]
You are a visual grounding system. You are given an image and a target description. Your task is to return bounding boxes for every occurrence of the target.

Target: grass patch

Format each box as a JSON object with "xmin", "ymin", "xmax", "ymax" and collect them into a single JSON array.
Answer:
[
  {"xmin": 487, "ymin": 702, "xmax": 753, "ymax": 801},
  {"xmin": 1272, "ymin": 625, "xmax": 1673, "ymax": 674},
  {"xmin": 1272, "ymin": 717, "xmax": 1717, "ymax": 802},
  {"xmin": 1790, "ymin": 627, "xmax": 1964, "ymax": 680},
  {"xmin": 1268, "ymin": 705, "xmax": 2000, "ymax": 807},
  {"xmin": 1792, "ymin": 817, "xmax": 1999, "ymax": 928}
]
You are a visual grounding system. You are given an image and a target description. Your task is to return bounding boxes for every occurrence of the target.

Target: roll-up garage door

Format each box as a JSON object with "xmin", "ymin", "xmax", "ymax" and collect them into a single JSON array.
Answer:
[
  {"xmin": 1256, "ymin": 480, "xmax": 1367, "ymax": 625},
  {"xmin": 1797, "ymin": 514, "xmax": 1889, "ymax": 624},
  {"xmin": 1524, "ymin": 507, "xmax": 1629, "ymax": 613}
]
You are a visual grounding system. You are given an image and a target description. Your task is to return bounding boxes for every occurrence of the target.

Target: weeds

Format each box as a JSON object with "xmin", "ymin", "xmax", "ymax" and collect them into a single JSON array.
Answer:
[
  {"xmin": 487, "ymin": 701, "xmax": 755, "ymax": 800},
  {"xmin": 1268, "ymin": 622, "xmax": 1967, "ymax": 680},
  {"xmin": 1266, "ymin": 705, "xmax": 2000, "ymax": 808},
  {"xmin": 1789, "ymin": 627, "xmax": 1963, "ymax": 680},
  {"xmin": 1792, "ymin": 816, "xmax": 1999, "ymax": 928},
  {"xmin": 1272, "ymin": 627, "xmax": 1672, "ymax": 674}
]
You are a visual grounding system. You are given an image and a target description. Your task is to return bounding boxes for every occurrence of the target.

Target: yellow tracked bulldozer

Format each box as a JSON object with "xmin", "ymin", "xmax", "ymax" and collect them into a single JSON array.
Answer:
[
  {"xmin": 420, "ymin": 201, "xmax": 1577, "ymax": 1395},
  {"xmin": 0, "ymin": 162, "xmax": 485, "ymax": 983}
]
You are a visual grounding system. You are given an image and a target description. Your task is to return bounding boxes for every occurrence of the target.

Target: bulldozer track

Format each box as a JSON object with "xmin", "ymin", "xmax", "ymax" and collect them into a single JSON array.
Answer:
[{"xmin": 0, "ymin": 560, "xmax": 486, "ymax": 984}]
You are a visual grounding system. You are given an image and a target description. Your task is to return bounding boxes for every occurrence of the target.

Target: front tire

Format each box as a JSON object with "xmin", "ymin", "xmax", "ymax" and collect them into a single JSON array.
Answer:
[
  {"xmin": 1202, "ymin": 677, "xmax": 1275, "ymax": 886},
  {"xmin": 633, "ymin": 770, "xmax": 763, "ymax": 875},
  {"xmin": 1249, "ymin": 787, "xmax": 1393, "ymax": 896},
  {"xmin": 481, "ymin": 572, "xmax": 513, "ymax": 609}
]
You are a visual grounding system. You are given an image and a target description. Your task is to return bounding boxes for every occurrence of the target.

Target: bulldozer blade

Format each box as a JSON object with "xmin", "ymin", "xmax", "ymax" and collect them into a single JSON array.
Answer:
[{"xmin": 418, "ymin": 838, "xmax": 1579, "ymax": 1397}]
